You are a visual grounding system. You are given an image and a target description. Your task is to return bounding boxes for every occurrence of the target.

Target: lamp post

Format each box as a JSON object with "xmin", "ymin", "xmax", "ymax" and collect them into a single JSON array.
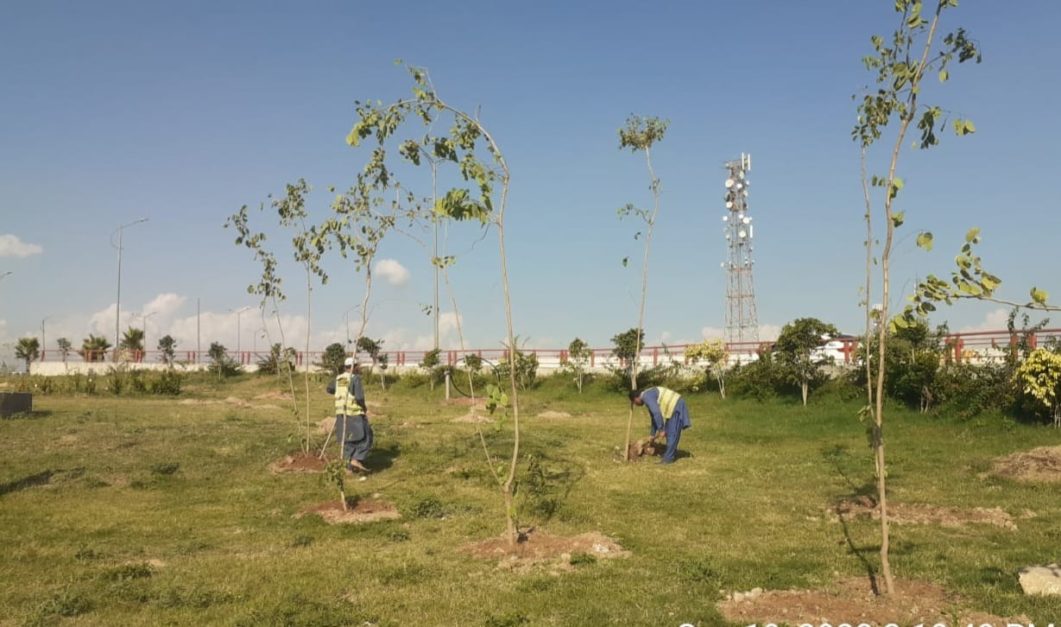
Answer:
[
  {"xmin": 111, "ymin": 218, "xmax": 149, "ymax": 357},
  {"xmin": 142, "ymin": 312, "xmax": 157, "ymax": 362},
  {"xmin": 40, "ymin": 316, "xmax": 51, "ymax": 361},
  {"xmin": 229, "ymin": 306, "xmax": 252, "ymax": 359}
]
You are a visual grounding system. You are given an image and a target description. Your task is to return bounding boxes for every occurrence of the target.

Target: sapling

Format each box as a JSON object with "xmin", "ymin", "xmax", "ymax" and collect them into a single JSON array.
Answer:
[
  {"xmin": 853, "ymin": 0, "xmax": 981, "ymax": 594},
  {"xmin": 617, "ymin": 115, "xmax": 668, "ymax": 462},
  {"xmin": 345, "ymin": 63, "xmax": 522, "ymax": 545}
]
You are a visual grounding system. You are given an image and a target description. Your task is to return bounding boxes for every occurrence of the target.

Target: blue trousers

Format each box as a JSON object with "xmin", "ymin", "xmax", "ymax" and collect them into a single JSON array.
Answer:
[
  {"xmin": 660, "ymin": 399, "xmax": 691, "ymax": 463},
  {"xmin": 335, "ymin": 414, "xmax": 373, "ymax": 465}
]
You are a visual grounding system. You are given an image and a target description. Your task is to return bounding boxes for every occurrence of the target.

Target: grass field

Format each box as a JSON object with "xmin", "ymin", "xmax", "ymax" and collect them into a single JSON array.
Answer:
[{"xmin": 1, "ymin": 374, "xmax": 1059, "ymax": 625}]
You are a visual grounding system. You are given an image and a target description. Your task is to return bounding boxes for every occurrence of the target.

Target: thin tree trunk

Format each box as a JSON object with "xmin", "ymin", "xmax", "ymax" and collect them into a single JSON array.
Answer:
[{"xmin": 624, "ymin": 146, "xmax": 660, "ymax": 461}]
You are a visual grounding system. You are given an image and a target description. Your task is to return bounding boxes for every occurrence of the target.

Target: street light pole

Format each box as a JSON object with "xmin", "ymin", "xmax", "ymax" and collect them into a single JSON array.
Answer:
[
  {"xmin": 229, "ymin": 306, "xmax": 252, "ymax": 358},
  {"xmin": 111, "ymin": 218, "xmax": 149, "ymax": 357},
  {"xmin": 142, "ymin": 312, "xmax": 157, "ymax": 361},
  {"xmin": 41, "ymin": 316, "xmax": 51, "ymax": 361}
]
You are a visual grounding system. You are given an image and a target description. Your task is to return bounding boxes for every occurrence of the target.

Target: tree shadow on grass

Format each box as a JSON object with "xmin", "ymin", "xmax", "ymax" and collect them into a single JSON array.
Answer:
[
  {"xmin": 0, "ymin": 470, "xmax": 53, "ymax": 497},
  {"xmin": 821, "ymin": 444, "xmax": 880, "ymax": 595}
]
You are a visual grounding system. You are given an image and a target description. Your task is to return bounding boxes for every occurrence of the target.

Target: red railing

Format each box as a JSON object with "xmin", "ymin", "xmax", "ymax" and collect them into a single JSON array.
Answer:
[{"xmin": 33, "ymin": 327, "xmax": 1061, "ymax": 368}]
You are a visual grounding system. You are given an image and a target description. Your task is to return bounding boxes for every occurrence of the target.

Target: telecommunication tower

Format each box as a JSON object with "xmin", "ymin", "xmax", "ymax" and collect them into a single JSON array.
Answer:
[{"xmin": 721, "ymin": 153, "xmax": 759, "ymax": 348}]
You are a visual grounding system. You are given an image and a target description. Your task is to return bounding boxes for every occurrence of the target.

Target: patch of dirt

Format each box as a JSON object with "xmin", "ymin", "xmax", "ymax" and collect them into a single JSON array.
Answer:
[
  {"xmin": 445, "ymin": 398, "xmax": 485, "ymax": 409},
  {"xmin": 452, "ymin": 412, "xmax": 492, "ymax": 424},
  {"xmin": 59, "ymin": 435, "xmax": 79, "ymax": 444},
  {"xmin": 224, "ymin": 396, "xmax": 253, "ymax": 408},
  {"xmin": 297, "ymin": 499, "xmax": 400, "ymax": 525},
  {"xmin": 177, "ymin": 398, "xmax": 216, "ymax": 405},
  {"xmin": 255, "ymin": 391, "xmax": 293, "ymax": 401},
  {"xmin": 463, "ymin": 529, "xmax": 629, "ymax": 570},
  {"xmin": 269, "ymin": 452, "xmax": 329, "ymax": 474},
  {"xmin": 991, "ymin": 445, "xmax": 1061, "ymax": 483},
  {"xmin": 718, "ymin": 577, "xmax": 1023, "ymax": 626},
  {"xmin": 537, "ymin": 410, "xmax": 571, "ymax": 419},
  {"xmin": 833, "ymin": 496, "xmax": 1017, "ymax": 530}
]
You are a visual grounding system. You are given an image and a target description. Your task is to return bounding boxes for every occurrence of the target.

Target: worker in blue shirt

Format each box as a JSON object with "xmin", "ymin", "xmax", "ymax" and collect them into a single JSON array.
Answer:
[
  {"xmin": 326, "ymin": 357, "xmax": 373, "ymax": 472},
  {"xmin": 629, "ymin": 386, "xmax": 692, "ymax": 464}
]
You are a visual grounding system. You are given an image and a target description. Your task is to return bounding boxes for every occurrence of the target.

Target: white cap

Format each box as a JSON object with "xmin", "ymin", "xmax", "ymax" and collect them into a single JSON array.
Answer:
[{"xmin": 343, "ymin": 357, "xmax": 355, "ymax": 367}]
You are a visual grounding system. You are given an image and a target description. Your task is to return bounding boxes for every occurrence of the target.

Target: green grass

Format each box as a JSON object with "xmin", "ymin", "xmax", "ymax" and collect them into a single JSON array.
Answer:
[{"xmin": 1, "ymin": 374, "xmax": 1059, "ymax": 625}]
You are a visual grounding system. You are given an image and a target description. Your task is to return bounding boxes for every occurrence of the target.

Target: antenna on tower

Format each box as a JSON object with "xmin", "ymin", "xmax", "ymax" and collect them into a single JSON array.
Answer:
[{"xmin": 721, "ymin": 153, "xmax": 759, "ymax": 360}]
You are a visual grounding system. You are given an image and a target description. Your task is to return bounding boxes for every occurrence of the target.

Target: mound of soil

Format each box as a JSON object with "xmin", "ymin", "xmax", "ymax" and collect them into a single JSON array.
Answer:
[
  {"xmin": 833, "ymin": 496, "xmax": 1017, "ymax": 530},
  {"xmin": 992, "ymin": 445, "xmax": 1061, "ymax": 483},
  {"xmin": 298, "ymin": 499, "xmax": 400, "ymax": 525},
  {"xmin": 269, "ymin": 452, "xmax": 329, "ymax": 474},
  {"xmin": 625, "ymin": 436, "xmax": 664, "ymax": 461},
  {"xmin": 464, "ymin": 529, "xmax": 629, "ymax": 569},
  {"xmin": 537, "ymin": 410, "xmax": 571, "ymax": 419},
  {"xmin": 452, "ymin": 413, "xmax": 492, "ymax": 424},
  {"xmin": 719, "ymin": 577, "xmax": 1022, "ymax": 626}
]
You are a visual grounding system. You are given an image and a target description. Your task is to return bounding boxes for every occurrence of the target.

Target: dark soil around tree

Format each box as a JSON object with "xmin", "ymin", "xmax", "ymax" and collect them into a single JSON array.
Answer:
[
  {"xmin": 269, "ymin": 452, "xmax": 329, "ymax": 474},
  {"xmin": 463, "ymin": 528, "xmax": 629, "ymax": 570},
  {"xmin": 718, "ymin": 577, "xmax": 1023, "ymax": 626},
  {"xmin": 298, "ymin": 498, "xmax": 400, "ymax": 524}
]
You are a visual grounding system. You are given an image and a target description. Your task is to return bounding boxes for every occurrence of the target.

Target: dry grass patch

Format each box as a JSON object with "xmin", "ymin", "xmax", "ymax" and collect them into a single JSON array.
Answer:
[
  {"xmin": 991, "ymin": 445, "xmax": 1061, "ymax": 483},
  {"xmin": 297, "ymin": 499, "xmax": 400, "ymax": 524},
  {"xmin": 832, "ymin": 496, "xmax": 1018, "ymax": 530}
]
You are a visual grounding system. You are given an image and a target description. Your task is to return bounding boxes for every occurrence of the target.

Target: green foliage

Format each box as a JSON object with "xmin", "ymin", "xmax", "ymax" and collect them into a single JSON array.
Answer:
[
  {"xmin": 564, "ymin": 337, "xmax": 591, "ymax": 393},
  {"xmin": 610, "ymin": 328, "xmax": 644, "ymax": 371},
  {"xmin": 318, "ymin": 342, "xmax": 347, "ymax": 377},
  {"xmin": 157, "ymin": 335, "xmax": 177, "ymax": 365},
  {"xmin": 684, "ymin": 339, "xmax": 728, "ymax": 398},
  {"xmin": 727, "ymin": 352, "xmax": 782, "ymax": 401},
  {"xmin": 56, "ymin": 337, "xmax": 72, "ymax": 362},
  {"xmin": 421, "ymin": 349, "xmax": 441, "ymax": 369},
  {"xmin": 463, "ymin": 353, "xmax": 483, "ymax": 373},
  {"xmin": 496, "ymin": 347, "xmax": 539, "ymax": 391},
  {"xmin": 80, "ymin": 334, "xmax": 112, "ymax": 362},
  {"xmin": 773, "ymin": 318, "xmax": 840, "ymax": 404},
  {"xmin": 14, "ymin": 337, "xmax": 39, "ymax": 371},
  {"xmin": 119, "ymin": 326, "xmax": 145, "ymax": 354},
  {"xmin": 208, "ymin": 342, "xmax": 242, "ymax": 379},
  {"xmin": 1014, "ymin": 348, "xmax": 1061, "ymax": 426},
  {"xmin": 256, "ymin": 343, "xmax": 295, "ymax": 376},
  {"xmin": 618, "ymin": 115, "xmax": 669, "ymax": 153}
]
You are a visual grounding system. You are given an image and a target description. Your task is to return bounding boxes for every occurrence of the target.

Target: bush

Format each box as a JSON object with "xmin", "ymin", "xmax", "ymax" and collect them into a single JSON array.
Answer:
[{"xmin": 727, "ymin": 354, "xmax": 783, "ymax": 401}]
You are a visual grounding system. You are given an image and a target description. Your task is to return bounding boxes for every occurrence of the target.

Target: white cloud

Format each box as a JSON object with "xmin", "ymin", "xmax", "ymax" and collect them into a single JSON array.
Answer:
[
  {"xmin": 958, "ymin": 307, "xmax": 1011, "ymax": 333},
  {"xmin": 374, "ymin": 259, "xmax": 410, "ymax": 287},
  {"xmin": 0, "ymin": 234, "xmax": 43, "ymax": 258},
  {"xmin": 143, "ymin": 293, "xmax": 186, "ymax": 318},
  {"xmin": 700, "ymin": 324, "xmax": 781, "ymax": 342}
]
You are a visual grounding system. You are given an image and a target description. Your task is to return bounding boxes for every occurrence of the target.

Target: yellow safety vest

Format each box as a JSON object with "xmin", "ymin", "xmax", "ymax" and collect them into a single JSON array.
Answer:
[
  {"xmin": 656, "ymin": 386, "xmax": 681, "ymax": 419},
  {"xmin": 334, "ymin": 373, "xmax": 360, "ymax": 416}
]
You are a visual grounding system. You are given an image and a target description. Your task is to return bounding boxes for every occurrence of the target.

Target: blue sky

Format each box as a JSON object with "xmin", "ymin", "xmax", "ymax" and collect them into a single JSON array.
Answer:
[{"xmin": 2, "ymin": 1, "xmax": 1059, "ymax": 362}]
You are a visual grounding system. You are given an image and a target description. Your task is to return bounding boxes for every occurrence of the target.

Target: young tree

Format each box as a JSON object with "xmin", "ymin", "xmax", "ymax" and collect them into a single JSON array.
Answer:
[
  {"xmin": 774, "ymin": 318, "xmax": 840, "ymax": 406},
  {"xmin": 15, "ymin": 337, "xmax": 39, "ymax": 373},
  {"xmin": 1014, "ymin": 348, "xmax": 1061, "ymax": 428},
  {"xmin": 319, "ymin": 342, "xmax": 347, "ymax": 377},
  {"xmin": 853, "ymin": 0, "xmax": 981, "ymax": 595},
  {"xmin": 617, "ymin": 115, "xmax": 668, "ymax": 462},
  {"xmin": 610, "ymin": 328, "xmax": 644, "ymax": 373},
  {"xmin": 567, "ymin": 337, "xmax": 590, "ymax": 393},
  {"xmin": 208, "ymin": 342, "xmax": 239, "ymax": 380},
  {"xmin": 355, "ymin": 336, "xmax": 387, "ymax": 390},
  {"xmin": 257, "ymin": 343, "xmax": 296, "ymax": 376},
  {"xmin": 684, "ymin": 339, "xmax": 728, "ymax": 398},
  {"xmin": 56, "ymin": 337, "xmax": 72, "ymax": 366},
  {"xmin": 346, "ymin": 63, "xmax": 522, "ymax": 545},
  {"xmin": 157, "ymin": 335, "xmax": 177, "ymax": 366},
  {"xmin": 80, "ymin": 335, "xmax": 112, "ymax": 362}
]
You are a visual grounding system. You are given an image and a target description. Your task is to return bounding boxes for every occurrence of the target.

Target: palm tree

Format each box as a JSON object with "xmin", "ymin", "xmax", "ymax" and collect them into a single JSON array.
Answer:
[
  {"xmin": 80, "ymin": 335, "xmax": 112, "ymax": 362},
  {"xmin": 14, "ymin": 337, "xmax": 40, "ymax": 373},
  {"xmin": 120, "ymin": 327, "xmax": 145, "ymax": 361}
]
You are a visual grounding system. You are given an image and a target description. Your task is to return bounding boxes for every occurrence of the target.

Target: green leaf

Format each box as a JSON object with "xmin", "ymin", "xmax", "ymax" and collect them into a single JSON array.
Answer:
[
  {"xmin": 916, "ymin": 231, "xmax": 933, "ymax": 251},
  {"xmin": 346, "ymin": 130, "xmax": 361, "ymax": 147},
  {"xmin": 1031, "ymin": 287, "xmax": 1049, "ymax": 305},
  {"xmin": 891, "ymin": 211, "xmax": 905, "ymax": 227},
  {"xmin": 621, "ymin": 257, "xmax": 629, "ymax": 267},
  {"xmin": 965, "ymin": 227, "xmax": 980, "ymax": 243},
  {"xmin": 938, "ymin": 69, "xmax": 949, "ymax": 82},
  {"xmin": 954, "ymin": 119, "xmax": 976, "ymax": 135}
]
